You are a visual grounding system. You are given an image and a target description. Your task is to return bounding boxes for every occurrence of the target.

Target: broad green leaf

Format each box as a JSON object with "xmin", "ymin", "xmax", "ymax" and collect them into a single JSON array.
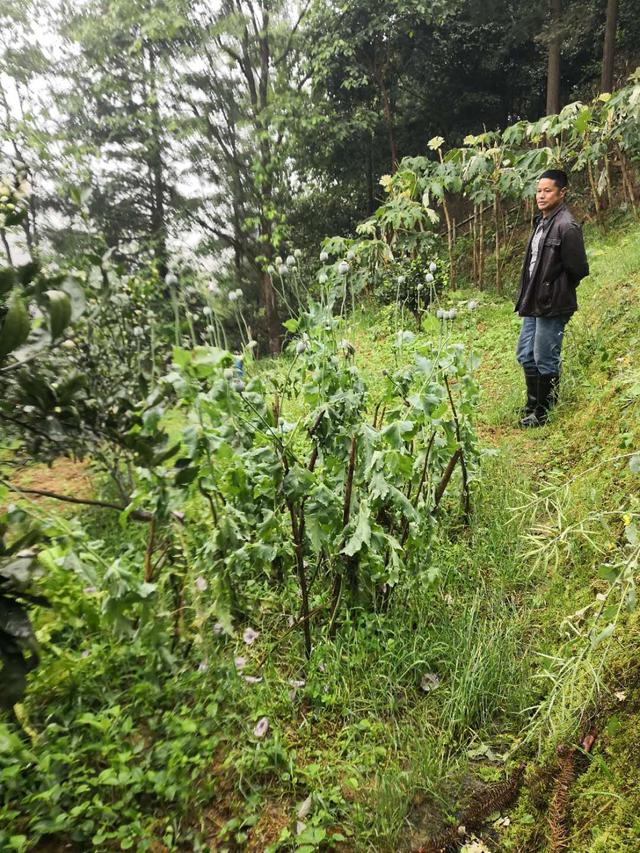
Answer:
[
  {"xmin": 172, "ymin": 346, "xmax": 191, "ymax": 368},
  {"xmin": 44, "ymin": 289, "xmax": 72, "ymax": 340},
  {"xmin": 0, "ymin": 292, "xmax": 30, "ymax": 359},
  {"xmin": 60, "ymin": 277, "xmax": 86, "ymax": 320}
]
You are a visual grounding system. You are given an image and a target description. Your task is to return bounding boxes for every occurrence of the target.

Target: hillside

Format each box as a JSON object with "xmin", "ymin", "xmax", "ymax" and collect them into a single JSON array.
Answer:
[{"xmin": 0, "ymin": 217, "xmax": 638, "ymax": 852}]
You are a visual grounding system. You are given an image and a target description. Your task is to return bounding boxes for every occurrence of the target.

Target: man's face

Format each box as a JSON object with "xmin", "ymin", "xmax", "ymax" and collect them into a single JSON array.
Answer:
[{"xmin": 536, "ymin": 178, "xmax": 566, "ymax": 215}]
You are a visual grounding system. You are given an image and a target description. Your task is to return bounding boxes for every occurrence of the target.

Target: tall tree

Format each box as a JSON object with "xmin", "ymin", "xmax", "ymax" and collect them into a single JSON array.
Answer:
[
  {"xmin": 601, "ymin": 0, "xmax": 618, "ymax": 92},
  {"xmin": 546, "ymin": 0, "xmax": 562, "ymax": 114},
  {"xmin": 55, "ymin": 0, "xmax": 189, "ymax": 274},
  {"xmin": 177, "ymin": 1, "xmax": 312, "ymax": 354}
]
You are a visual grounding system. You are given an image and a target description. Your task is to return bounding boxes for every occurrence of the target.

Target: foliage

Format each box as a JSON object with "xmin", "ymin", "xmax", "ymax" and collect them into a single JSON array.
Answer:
[{"xmin": 129, "ymin": 293, "xmax": 479, "ymax": 657}]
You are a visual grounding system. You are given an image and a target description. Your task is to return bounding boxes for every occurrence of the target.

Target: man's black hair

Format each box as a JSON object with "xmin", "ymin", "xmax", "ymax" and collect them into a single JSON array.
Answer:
[{"xmin": 540, "ymin": 169, "xmax": 568, "ymax": 189}]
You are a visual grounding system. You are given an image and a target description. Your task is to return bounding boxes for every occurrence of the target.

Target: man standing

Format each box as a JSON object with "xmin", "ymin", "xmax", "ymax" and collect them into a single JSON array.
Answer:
[{"xmin": 515, "ymin": 169, "xmax": 589, "ymax": 427}]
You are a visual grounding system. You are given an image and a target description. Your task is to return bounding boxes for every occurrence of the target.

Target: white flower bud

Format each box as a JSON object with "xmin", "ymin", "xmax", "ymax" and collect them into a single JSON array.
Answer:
[
  {"xmin": 295, "ymin": 340, "xmax": 308, "ymax": 354},
  {"xmin": 232, "ymin": 379, "xmax": 245, "ymax": 393},
  {"xmin": 426, "ymin": 273, "xmax": 435, "ymax": 283},
  {"xmin": 165, "ymin": 273, "xmax": 178, "ymax": 287},
  {"xmin": 320, "ymin": 250, "xmax": 329, "ymax": 263},
  {"xmin": 286, "ymin": 254, "xmax": 296, "ymax": 267},
  {"xmin": 429, "ymin": 261, "xmax": 437, "ymax": 273},
  {"xmin": 338, "ymin": 261, "xmax": 350, "ymax": 275}
]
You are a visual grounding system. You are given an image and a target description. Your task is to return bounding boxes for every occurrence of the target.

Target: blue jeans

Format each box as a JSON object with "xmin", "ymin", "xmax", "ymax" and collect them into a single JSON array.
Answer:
[{"xmin": 516, "ymin": 315, "xmax": 570, "ymax": 375}]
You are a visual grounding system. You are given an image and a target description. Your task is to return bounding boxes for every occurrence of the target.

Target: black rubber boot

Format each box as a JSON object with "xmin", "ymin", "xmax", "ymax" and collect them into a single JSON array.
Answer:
[
  {"xmin": 520, "ymin": 373, "xmax": 559, "ymax": 428},
  {"xmin": 520, "ymin": 368, "xmax": 540, "ymax": 417}
]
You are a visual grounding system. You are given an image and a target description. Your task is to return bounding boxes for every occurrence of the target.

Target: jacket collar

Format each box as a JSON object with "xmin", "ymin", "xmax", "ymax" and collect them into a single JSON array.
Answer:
[{"xmin": 533, "ymin": 201, "xmax": 566, "ymax": 230}]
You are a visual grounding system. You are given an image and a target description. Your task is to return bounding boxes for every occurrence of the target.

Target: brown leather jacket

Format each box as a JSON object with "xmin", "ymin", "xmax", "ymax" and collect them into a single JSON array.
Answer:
[{"xmin": 515, "ymin": 204, "xmax": 589, "ymax": 317}]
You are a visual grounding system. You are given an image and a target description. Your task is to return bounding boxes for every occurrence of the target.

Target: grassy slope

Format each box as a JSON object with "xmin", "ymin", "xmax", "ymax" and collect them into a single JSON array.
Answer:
[
  {"xmin": 2, "ymin": 219, "xmax": 640, "ymax": 853},
  {"xmin": 341, "ymin": 216, "xmax": 640, "ymax": 851}
]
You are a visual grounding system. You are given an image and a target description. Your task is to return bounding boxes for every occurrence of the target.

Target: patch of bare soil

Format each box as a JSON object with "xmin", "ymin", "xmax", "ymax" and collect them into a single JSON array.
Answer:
[{"xmin": 3, "ymin": 457, "xmax": 93, "ymax": 513}]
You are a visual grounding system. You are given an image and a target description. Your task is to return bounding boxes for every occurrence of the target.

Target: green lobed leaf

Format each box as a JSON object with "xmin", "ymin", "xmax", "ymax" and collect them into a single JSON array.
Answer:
[{"xmin": 343, "ymin": 500, "xmax": 372, "ymax": 556}]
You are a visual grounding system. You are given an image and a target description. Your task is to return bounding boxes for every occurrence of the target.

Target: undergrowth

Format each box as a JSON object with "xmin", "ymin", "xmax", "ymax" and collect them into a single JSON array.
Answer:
[{"xmin": 1, "ymin": 219, "xmax": 640, "ymax": 852}]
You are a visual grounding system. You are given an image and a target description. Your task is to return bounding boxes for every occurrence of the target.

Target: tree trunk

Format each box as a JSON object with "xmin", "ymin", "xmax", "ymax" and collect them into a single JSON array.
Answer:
[
  {"xmin": 257, "ymin": 8, "xmax": 281, "ymax": 354},
  {"xmin": 367, "ymin": 137, "xmax": 375, "ymax": 214},
  {"xmin": 546, "ymin": 0, "xmax": 562, "ymax": 115},
  {"xmin": 146, "ymin": 46, "xmax": 168, "ymax": 280},
  {"xmin": 0, "ymin": 228, "xmax": 13, "ymax": 265},
  {"xmin": 601, "ymin": 0, "xmax": 618, "ymax": 93},
  {"xmin": 379, "ymin": 77, "xmax": 398, "ymax": 173}
]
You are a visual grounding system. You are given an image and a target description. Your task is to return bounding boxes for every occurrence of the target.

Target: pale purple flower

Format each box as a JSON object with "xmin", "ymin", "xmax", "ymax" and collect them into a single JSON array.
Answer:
[
  {"xmin": 234, "ymin": 656, "xmax": 247, "ymax": 670},
  {"xmin": 244, "ymin": 675, "xmax": 263, "ymax": 685},
  {"xmin": 198, "ymin": 661, "xmax": 209, "ymax": 673},
  {"xmin": 213, "ymin": 622, "xmax": 225, "ymax": 636},
  {"xmin": 288, "ymin": 679, "xmax": 306, "ymax": 689},
  {"xmin": 243, "ymin": 627, "xmax": 260, "ymax": 645},
  {"xmin": 194, "ymin": 576, "xmax": 208, "ymax": 592},
  {"xmin": 83, "ymin": 586, "xmax": 97, "ymax": 594},
  {"xmin": 253, "ymin": 716, "xmax": 269, "ymax": 738}
]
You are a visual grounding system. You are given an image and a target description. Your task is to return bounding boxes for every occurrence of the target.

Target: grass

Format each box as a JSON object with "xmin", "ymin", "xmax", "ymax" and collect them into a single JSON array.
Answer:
[{"xmin": 2, "ymin": 218, "xmax": 640, "ymax": 852}]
